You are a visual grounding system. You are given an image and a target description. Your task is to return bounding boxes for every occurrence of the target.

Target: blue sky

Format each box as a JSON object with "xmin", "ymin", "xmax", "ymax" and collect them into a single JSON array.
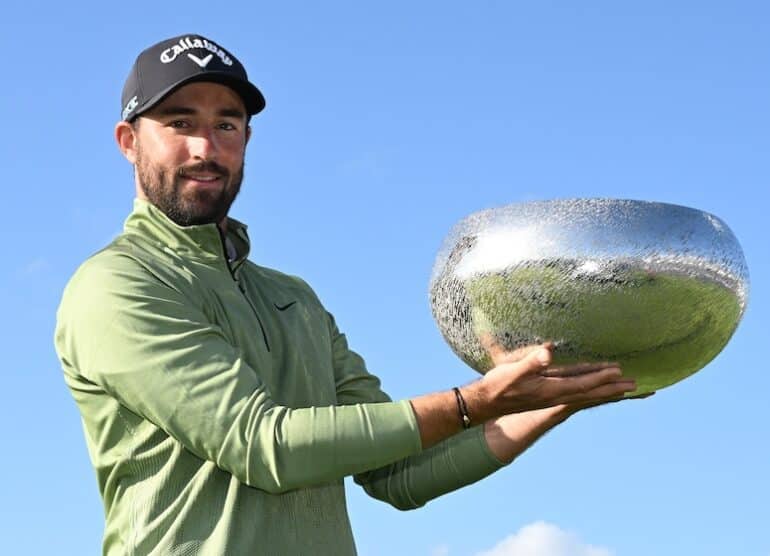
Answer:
[{"xmin": 1, "ymin": 2, "xmax": 767, "ymax": 555}]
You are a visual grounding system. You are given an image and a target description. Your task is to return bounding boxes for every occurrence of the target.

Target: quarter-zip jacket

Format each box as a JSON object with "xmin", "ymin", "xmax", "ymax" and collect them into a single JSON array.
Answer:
[{"xmin": 55, "ymin": 199, "xmax": 503, "ymax": 555}]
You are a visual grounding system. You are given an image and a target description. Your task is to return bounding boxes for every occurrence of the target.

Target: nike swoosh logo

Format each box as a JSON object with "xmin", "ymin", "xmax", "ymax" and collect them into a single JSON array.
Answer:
[
  {"xmin": 274, "ymin": 301, "xmax": 297, "ymax": 311},
  {"xmin": 187, "ymin": 53, "xmax": 214, "ymax": 68}
]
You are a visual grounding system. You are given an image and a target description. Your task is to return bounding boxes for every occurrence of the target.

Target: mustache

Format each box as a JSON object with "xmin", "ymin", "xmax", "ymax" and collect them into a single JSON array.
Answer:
[{"xmin": 177, "ymin": 161, "xmax": 229, "ymax": 177}]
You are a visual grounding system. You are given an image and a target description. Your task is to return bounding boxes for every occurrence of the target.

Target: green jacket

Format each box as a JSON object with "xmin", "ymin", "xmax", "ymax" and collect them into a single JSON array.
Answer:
[{"xmin": 55, "ymin": 199, "xmax": 503, "ymax": 555}]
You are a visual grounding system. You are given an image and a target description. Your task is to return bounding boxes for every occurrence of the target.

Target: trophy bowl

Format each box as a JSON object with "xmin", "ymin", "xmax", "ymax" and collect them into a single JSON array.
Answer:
[{"xmin": 429, "ymin": 199, "xmax": 749, "ymax": 395}]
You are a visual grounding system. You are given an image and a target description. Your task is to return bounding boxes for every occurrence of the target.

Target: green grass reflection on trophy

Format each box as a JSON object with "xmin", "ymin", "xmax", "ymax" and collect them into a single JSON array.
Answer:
[{"xmin": 465, "ymin": 260, "xmax": 742, "ymax": 395}]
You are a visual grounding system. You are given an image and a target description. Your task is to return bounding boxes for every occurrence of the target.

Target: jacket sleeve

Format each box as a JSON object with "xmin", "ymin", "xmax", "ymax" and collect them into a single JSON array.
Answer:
[
  {"xmin": 54, "ymin": 253, "xmax": 423, "ymax": 494},
  {"xmin": 327, "ymin": 313, "xmax": 506, "ymax": 510}
]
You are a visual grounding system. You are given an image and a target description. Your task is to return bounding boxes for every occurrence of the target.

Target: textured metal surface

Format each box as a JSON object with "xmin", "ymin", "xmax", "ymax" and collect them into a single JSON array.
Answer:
[{"xmin": 429, "ymin": 199, "xmax": 749, "ymax": 394}]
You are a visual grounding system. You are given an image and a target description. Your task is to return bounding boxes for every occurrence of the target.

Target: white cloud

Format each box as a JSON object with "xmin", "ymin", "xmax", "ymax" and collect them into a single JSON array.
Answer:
[
  {"xmin": 474, "ymin": 522, "xmax": 614, "ymax": 556},
  {"xmin": 431, "ymin": 544, "xmax": 450, "ymax": 556}
]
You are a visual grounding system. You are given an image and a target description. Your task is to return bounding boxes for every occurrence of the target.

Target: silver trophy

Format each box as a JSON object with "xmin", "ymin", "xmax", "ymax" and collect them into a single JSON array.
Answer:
[{"xmin": 429, "ymin": 199, "xmax": 749, "ymax": 395}]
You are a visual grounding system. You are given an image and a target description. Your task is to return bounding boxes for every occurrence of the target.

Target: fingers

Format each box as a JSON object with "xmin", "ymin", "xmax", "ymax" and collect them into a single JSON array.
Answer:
[
  {"xmin": 563, "ymin": 388, "xmax": 655, "ymax": 413},
  {"xmin": 540, "ymin": 360, "xmax": 620, "ymax": 378},
  {"xmin": 550, "ymin": 369, "xmax": 637, "ymax": 404},
  {"xmin": 484, "ymin": 344, "xmax": 552, "ymax": 380},
  {"xmin": 494, "ymin": 346, "xmax": 619, "ymax": 379},
  {"xmin": 481, "ymin": 335, "xmax": 553, "ymax": 366},
  {"xmin": 595, "ymin": 389, "xmax": 655, "ymax": 405},
  {"xmin": 512, "ymin": 344, "xmax": 553, "ymax": 369},
  {"xmin": 482, "ymin": 344, "xmax": 639, "ymax": 416}
]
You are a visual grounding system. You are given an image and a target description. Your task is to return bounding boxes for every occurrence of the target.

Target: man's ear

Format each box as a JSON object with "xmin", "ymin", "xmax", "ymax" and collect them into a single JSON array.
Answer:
[
  {"xmin": 115, "ymin": 120, "xmax": 139, "ymax": 164},
  {"xmin": 246, "ymin": 124, "xmax": 252, "ymax": 145}
]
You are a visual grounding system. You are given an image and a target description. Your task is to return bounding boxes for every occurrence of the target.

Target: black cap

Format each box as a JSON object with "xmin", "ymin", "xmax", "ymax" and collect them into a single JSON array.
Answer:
[{"xmin": 121, "ymin": 34, "xmax": 265, "ymax": 121}]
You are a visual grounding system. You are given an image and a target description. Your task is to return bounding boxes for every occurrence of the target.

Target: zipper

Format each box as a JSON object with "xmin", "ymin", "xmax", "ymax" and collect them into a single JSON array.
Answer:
[{"xmin": 219, "ymin": 235, "xmax": 271, "ymax": 352}]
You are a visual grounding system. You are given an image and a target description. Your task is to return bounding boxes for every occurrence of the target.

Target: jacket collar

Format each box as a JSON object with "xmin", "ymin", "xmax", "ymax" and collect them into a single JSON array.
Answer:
[{"xmin": 124, "ymin": 198, "xmax": 251, "ymax": 266}]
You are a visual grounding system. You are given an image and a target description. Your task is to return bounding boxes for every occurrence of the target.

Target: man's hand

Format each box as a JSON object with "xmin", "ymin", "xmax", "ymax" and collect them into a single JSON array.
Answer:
[
  {"xmin": 461, "ymin": 342, "xmax": 637, "ymax": 425},
  {"xmin": 410, "ymin": 342, "xmax": 638, "ymax": 450},
  {"xmin": 476, "ymin": 343, "xmax": 652, "ymax": 463}
]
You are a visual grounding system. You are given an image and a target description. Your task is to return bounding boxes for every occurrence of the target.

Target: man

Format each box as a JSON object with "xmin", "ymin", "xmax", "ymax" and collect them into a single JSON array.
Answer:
[{"xmin": 55, "ymin": 34, "xmax": 638, "ymax": 555}]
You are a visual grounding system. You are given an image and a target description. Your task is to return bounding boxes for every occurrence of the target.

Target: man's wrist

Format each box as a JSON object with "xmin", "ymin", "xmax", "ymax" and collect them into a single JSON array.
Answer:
[
  {"xmin": 457, "ymin": 379, "xmax": 495, "ymax": 426},
  {"xmin": 452, "ymin": 387, "xmax": 472, "ymax": 429}
]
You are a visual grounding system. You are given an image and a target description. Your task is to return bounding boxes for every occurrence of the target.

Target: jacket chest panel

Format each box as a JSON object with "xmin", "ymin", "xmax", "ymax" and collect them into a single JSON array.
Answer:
[
  {"xmin": 255, "ymin": 293, "xmax": 337, "ymax": 408},
  {"xmin": 194, "ymin": 266, "xmax": 337, "ymax": 408}
]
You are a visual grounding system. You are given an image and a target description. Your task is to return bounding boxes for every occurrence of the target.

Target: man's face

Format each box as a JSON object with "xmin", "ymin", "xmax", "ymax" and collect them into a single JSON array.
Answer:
[{"xmin": 124, "ymin": 81, "xmax": 250, "ymax": 227}]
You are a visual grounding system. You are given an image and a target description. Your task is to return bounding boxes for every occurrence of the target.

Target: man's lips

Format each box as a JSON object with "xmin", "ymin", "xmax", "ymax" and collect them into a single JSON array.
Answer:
[
  {"xmin": 180, "ymin": 173, "xmax": 224, "ymax": 186},
  {"xmin": 179, "ymin": 162, "xmax": 228, "ymax": 183},
  {"xmin": 178, "ymin": 162, "xmax": 230, "ymax": 192}
]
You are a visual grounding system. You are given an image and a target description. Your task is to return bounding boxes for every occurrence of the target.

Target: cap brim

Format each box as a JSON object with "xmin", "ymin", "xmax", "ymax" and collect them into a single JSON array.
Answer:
[{"xmin": 129, "ymin": 72, "xmax": 266, "ymax": 121}]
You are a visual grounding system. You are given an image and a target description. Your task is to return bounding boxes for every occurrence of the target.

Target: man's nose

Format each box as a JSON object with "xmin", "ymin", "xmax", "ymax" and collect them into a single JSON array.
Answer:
[{"xmin": 187, "ymin": 131, "xmax": 218, "ymax": 159}]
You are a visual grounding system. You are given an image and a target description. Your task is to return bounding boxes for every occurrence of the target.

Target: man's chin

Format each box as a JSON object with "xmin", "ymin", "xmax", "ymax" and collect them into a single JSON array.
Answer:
[
  {"xmin": 180, "ymin": 197, "xmax": 235, "ymax": 226},
  {"xmin": 142, "ymin": 179, "xmax": 239, "ymax": 227},
  {"xmin": 174, "ymin": 206, "xmax": 224, "ymax": 227}
]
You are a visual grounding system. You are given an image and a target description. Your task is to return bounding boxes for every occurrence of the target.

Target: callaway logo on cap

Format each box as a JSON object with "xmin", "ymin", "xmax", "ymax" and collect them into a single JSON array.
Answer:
[{"xmin": 121, "ymin": 34, "xmax": 266, "ymax": 121}]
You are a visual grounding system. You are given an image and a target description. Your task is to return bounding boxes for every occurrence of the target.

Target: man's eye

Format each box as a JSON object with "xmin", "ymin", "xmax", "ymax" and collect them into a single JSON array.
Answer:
[
  {"xmin": 219, "ymin": 122, "xmax": 237, "ymax": 131},
  {"xmin": 169, "ymin": 120, "xmax": 190, "ymax": 129}
]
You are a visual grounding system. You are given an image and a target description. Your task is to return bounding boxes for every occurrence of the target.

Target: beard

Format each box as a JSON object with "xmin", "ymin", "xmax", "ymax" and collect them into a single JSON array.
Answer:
[{"xmin": 135, "ymin": 144, "xmax": 244, "ymax": 227}]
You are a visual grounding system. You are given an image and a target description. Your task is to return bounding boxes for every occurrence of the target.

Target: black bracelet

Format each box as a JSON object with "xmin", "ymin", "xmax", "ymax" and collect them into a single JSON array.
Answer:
[{"xmin": 453, "ymin": 387, "xmax": 471, "ymax": 429}]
